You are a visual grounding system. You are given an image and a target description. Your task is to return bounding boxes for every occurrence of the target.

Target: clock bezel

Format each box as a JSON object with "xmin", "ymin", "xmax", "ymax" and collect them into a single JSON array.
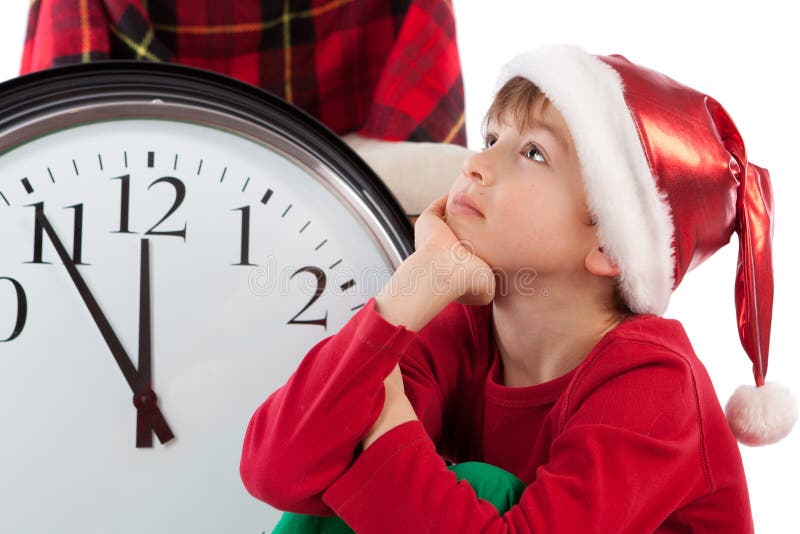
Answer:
[{"xmin": 0, "ymin": 60, "xmax": 414, "ymax": 265}]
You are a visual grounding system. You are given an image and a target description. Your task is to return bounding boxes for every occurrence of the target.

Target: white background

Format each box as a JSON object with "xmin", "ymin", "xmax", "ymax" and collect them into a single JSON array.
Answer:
[{"xmin": 2, "ymin": 1, "xmax": 798, "ymax": 531}]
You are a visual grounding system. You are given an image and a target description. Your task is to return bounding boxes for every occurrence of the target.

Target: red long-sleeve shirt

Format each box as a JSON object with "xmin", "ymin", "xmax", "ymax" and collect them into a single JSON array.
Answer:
[{"xmin": 240, "ymin": 296, "xmax": 754, "ymax": 533}]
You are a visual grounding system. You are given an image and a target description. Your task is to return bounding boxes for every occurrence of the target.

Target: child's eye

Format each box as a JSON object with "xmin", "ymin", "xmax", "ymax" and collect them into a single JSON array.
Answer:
[
  {"xmin": 482, "ymin": 135, "xmax": 546, "ymax": 164},
  {"xmin": 525, "ymin": 143, "xmax": 546, "ymax": 163}
]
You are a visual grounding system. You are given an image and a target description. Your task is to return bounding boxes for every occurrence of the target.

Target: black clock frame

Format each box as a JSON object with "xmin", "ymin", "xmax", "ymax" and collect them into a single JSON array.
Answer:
[{"xmin": 0, "ymin": 60, "xmax": 415, "ymax": 260}]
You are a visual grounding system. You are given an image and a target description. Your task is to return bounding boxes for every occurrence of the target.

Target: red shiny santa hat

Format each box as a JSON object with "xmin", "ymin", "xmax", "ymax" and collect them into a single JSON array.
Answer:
[{"xmin": 493, "ymin": 44, "xmax": 797, "ymax": 446}]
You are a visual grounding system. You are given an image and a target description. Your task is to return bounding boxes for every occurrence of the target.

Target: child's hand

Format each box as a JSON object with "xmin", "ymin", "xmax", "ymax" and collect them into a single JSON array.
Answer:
[
  {"xmin": 414, "ymin": 193, "xmax": 496, "ymax": 306},
  {"xmin": 362, "ymin": 364, "xmax": 417, "ymax": 451}
]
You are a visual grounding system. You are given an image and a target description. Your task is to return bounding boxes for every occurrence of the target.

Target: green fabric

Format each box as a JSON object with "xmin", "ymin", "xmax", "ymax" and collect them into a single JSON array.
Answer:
[{"xmin": 271, "ymin": 461, "xmax": 526, "ymax": 533}]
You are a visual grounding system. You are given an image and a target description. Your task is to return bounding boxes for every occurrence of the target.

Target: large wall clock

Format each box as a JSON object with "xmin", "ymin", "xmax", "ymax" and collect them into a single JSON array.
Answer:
[{"xmin": 0, "ymin": 61, "xmax": 414, "ymax": 532}]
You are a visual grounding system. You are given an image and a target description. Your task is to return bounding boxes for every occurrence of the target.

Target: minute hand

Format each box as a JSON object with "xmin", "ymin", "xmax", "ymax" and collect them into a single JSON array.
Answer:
[
  {"xmin": 136, "ymin": 238, "xmax": 173, "ymax": 447},
  {"xmin": 36, "ymin": 211, "xmax": 174, "ymax": 446}
]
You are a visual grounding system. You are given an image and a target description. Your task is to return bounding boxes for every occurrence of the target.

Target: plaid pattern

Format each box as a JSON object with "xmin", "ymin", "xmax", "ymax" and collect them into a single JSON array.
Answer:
[{"xmin": 20, "ymin": 0, "xmax": 466, "ymax": 145}]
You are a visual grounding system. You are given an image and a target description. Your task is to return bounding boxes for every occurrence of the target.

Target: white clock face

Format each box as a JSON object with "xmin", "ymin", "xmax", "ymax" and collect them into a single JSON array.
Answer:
[{"xmin": 0, "ymin": 105, "xmax": 404, "ymax": 532}]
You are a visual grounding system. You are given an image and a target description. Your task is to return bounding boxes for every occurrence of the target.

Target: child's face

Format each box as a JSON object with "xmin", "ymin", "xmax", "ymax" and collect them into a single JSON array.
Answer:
[{"xmin": 446, "ymin": 108, "xmax": 599, "ymax": 280}]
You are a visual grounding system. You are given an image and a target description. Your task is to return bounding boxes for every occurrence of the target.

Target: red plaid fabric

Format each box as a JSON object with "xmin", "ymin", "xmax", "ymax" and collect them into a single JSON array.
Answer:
[{"xmin": 20, "ymin": 0, "xmax": 466, "ymax": 145}]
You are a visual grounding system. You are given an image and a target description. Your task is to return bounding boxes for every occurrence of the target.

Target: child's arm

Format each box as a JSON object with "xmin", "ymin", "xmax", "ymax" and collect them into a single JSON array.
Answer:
[
  {"xmin": 238, "ymin": 247, "xmax": 453, "ymax": 513},
  {"xmin": 239, "ymin": 193, "xmax": 494, "ymax": 515},
  {"xmin": 320, "ymin": 349, "xmax": 730, "ymax": 533},
  {"xmin": 359, "ymin": 193, "xmax": 498, "ymax": 449},
  {"xmin": 361, "ymin": 237, "xmax": 493, "ymax": 449}
]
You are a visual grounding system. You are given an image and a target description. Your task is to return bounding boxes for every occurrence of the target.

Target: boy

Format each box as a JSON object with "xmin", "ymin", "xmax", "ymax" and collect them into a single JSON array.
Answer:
[{"xmin": 240, "ymin": 44, "xmax": 797, "ymax": 532}]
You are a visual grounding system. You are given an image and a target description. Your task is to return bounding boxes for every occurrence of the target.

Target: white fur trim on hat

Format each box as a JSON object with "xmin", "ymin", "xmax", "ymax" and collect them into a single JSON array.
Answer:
[{"xmin": 493, "ymin": 44, "xmax": 676, "ymax": 315}]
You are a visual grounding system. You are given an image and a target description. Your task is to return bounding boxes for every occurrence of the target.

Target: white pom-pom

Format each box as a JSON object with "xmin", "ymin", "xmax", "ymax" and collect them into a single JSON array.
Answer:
[{"xmin": 725, "ymin": 382, "xmax": 799, "ymax": 446}]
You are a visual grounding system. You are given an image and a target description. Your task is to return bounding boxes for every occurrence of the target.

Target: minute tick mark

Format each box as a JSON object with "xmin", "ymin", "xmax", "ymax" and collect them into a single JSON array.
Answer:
[
  {"xmin": 299, "ymin": 221, "xmax": 310, "ymax": 233},
  {"xmin": 73, "ymin": 160, "xmax": 79, "ymax": 176},
  {"xmin": 241, "ymin": 177, "xmax": 250, "ymax": 192},
  {"xmin": 282, "ymin": 204, "xmax": 292, "ymax": 217}
]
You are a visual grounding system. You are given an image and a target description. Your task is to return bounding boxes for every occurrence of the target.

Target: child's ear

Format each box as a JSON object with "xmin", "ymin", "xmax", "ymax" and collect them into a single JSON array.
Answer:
[{"xmin": 585, "ymin": 246, "xmax": 621, "ymax": 278}]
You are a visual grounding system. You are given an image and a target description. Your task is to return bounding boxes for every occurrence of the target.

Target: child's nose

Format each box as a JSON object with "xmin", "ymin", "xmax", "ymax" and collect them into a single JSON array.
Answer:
[{"xmin": 462, "ymin": 151, "xmax": 495, "ymax": 185}]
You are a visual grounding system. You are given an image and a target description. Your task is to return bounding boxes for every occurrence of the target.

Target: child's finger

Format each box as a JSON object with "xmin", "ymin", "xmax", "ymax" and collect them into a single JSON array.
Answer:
[{"xmin": 424, "ymin": 193, "xmax": 449, "ymax": 217}]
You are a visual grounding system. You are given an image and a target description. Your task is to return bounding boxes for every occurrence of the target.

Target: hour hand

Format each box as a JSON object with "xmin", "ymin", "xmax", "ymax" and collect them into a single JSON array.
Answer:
[{"xmin": 35, "ymin": 210, "xmax": 174, "ymax": 447}]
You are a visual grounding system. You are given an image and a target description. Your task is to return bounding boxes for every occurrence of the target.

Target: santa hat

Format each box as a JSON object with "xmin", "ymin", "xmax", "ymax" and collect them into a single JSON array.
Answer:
[{"xmin": 493, "ymin": 44, "xmax": 797, "ymax": 446}]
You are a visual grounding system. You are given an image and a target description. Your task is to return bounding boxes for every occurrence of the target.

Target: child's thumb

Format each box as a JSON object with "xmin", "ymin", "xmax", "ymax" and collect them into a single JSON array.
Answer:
[{"xmin": 425, "ymin": 193, "xmax": 449, "ymax": 217}]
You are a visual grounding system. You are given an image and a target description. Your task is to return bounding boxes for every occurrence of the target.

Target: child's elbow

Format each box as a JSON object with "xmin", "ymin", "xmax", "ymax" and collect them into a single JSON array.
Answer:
[
  {"xmin": 239, "ymin": 459, "xmax": 276, "ymax": 506},
  {"xmin": 239, "ymin": 447, "xmax": 291, "ymax": 508},
  {"xmin": 238, "ymin": 423, "xmax": 291, "ymax": 507},
  {"xmin": 239, "ymin": 426, "xmax": 328, "ymax": 514},
  {"xmin": 239, "ymin": 454, "xmax": 330, "ymax": 515}
]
